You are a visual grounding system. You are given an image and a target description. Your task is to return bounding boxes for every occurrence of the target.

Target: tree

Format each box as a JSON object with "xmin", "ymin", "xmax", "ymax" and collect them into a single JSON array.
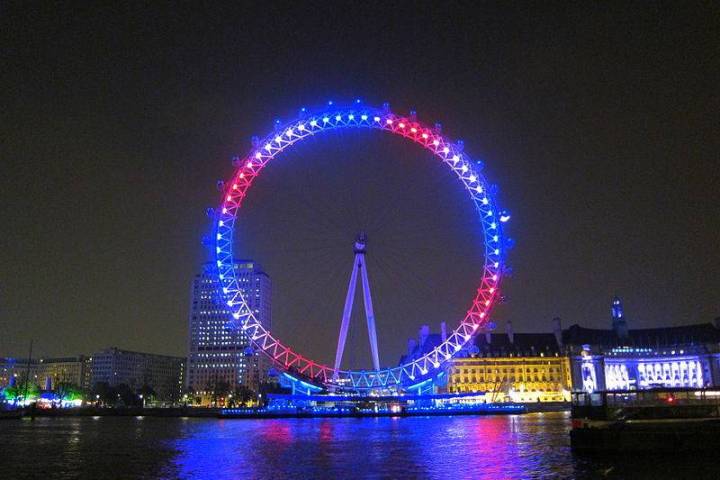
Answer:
[
  {"xmin": 56, "ymin": 382, "xmax": 84, "ymax": 402},
  {"xmin": 230, "ymin": 385, "xmax": 255, "ymax": 407},
  {"xmin": 115, "ymin": 383, "xmax": 140, "ymax": 406},
  {"xmin": 211, "ymin": 380, "xmax": 231, "ymax": 407},
  {"xmin": 137, "ymin": 384, "xmax": 156, "ymax": 406},
  {"xmin": 203, "ymin": 375, "xmax": 233, "ymax": 406},
  {"xmin": 1, "ymin": 385, "xmax": 18, "ymax": 402},
  {"xmin": 2, "ymin": 382, "xmax": 40, "ymax": 403},
  {"xmin": 92, "ymin": 382, "xmax": 117, "ymax": 406}
]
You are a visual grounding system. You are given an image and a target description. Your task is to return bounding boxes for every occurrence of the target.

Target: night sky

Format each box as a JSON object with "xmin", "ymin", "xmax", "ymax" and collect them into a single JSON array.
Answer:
[{"xmin": 2, "ymin": 3, "xmax": 718, "ymax": 368}]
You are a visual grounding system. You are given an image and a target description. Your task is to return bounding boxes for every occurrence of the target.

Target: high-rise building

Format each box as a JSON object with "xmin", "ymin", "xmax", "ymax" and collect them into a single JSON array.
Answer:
[
  {"xmin": 90, "ymin": 347, "xmax": 185, "ymax": 402},
  {"xmin": 186, "ymin": 260, "xmax": 271, "ymax": 402}
]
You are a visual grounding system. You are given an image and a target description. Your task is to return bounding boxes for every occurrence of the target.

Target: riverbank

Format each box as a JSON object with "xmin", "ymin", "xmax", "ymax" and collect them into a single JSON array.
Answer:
[
  {"xmin": 221, "ymin": 403, "xmax": 528, "ymax": 419},
  {"xmin": 3, "ymin": 402, "xmax": 569, "ymax": 419},
  {"xmin": 2, "ymin": 406, "xmax": 221, "ymax": 418}
]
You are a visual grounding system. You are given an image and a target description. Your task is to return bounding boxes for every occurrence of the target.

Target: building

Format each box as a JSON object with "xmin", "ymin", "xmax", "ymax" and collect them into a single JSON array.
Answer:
[
  {"xmin": 398, "ymin": 321, "xmax": 572, "ymax": 402},
  {"xmin": 446, "ymin": 322, "xmax": 572, "ymax": 403},
  {"xmin": 186, "ymin": 260, "xmax": 271, "ymax": 402},
  {"xmin": 564, "ymin": 297, "xmax": 720, "ymax": 392},
  {"xmin": 0, "ymin": 358, "xmax": 27, "ymax": 388},
  {"xmin": 35, "ymin": 356, "xmax": 92, "ymax": 391},
  {"xmin": 440, "ymin": 297, "xmax": 720, "ymax": 400},
  {"xmin": 0, "ymin": 356, "xmax": 92, "ymax": 391},
  {"xmin": 90, "ymin": 347, "xmax": 185, "ymax": 402}
]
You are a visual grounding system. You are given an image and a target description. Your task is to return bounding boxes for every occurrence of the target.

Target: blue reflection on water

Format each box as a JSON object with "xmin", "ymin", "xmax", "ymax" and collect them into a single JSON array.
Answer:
[
  {"xmin": 172, "ymin": 413, "xmax": 576, "ymax": 479},
  {"xmin": 2, "ymin": 412, "xmax": 718, "ymax": 479}
]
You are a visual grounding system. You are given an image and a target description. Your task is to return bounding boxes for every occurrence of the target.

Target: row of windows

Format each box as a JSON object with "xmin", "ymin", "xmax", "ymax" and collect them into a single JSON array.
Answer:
[
  {"xmin": 454, "ymin": 367, "xmax": 565, "ymax": 375},
  {"xmin": 452, "ymin": 375, "xmax": 566, "ymax": 383}
]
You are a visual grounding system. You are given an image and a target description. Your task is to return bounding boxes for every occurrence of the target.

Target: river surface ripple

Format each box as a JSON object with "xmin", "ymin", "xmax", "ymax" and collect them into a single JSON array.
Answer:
[{"xmin": 1, "ymin": 412, "xmax": 717, "ymax": 479}]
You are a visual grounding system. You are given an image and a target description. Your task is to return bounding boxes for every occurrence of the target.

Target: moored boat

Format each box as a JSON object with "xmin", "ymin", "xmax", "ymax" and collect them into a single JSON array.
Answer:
[{"xmin": 570, "ymin": 388, "xmax": 720, "ymax": 452}]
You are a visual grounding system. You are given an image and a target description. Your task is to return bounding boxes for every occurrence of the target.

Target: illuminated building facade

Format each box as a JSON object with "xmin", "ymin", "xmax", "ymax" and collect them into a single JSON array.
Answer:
[
  {"xmin": 35, "ymin": 356, "xmax": 92, "ymax": 390},
  {"xmin": 91, "ymin": 347, "xmax": 185, "ymax": 401},
  {"xmin": 186, "ymin": 260, "xmax": 271, "ymax": 401},
  {"xmin": 565, "ymin": 297, "xmax": 720, "ymax": 392},
  {"xmin": 445, "ymin": 297, "xmax": 720, "ymax": 399},
  {"xmin": 0, "ymin": 356, "xmax": 92, "ymax": 391},
  {"xmin": 446, "ymin": 323, "xmax": 572, "ymax": 403}
]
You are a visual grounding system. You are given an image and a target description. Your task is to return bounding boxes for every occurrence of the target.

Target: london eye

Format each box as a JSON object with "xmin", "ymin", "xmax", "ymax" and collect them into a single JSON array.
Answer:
[{"xmin": 213, "ymin": 101, "xmax": 509, "ymax": 391}]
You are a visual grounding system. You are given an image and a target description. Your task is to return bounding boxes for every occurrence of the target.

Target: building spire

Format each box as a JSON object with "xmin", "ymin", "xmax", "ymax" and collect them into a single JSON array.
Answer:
[{"xmin": 611, "ymin": 295, "xmax": 629, "ymax": 339}]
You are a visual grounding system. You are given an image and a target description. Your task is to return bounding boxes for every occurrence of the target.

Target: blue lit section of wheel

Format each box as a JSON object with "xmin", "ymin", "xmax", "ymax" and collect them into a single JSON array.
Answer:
[{"xmin": 214, "ymin": 101, "xmax": 509, "ymax": 391}]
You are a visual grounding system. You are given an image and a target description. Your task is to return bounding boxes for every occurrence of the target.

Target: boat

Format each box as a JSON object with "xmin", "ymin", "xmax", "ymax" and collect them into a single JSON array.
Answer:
[{"xmin": 570, "ymin": 387, "xmax": 720, "ymax": 452}]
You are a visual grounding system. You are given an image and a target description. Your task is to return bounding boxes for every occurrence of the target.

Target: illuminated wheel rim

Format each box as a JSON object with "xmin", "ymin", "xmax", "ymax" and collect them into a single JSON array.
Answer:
[{"xmin": 214, "ymin": 102, "xmax": 507, "ymax": 390}]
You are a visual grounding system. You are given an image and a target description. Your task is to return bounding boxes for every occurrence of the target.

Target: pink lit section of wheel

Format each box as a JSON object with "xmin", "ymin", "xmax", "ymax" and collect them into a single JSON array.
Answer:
[{"xmin": 214, "ymin": 102, "xmax": 509, "ymax": 391}]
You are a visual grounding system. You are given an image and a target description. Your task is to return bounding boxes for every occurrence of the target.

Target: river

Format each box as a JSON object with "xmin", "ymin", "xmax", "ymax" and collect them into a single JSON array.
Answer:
[{"xmin": 1, "ymin": 412, "xmax": 716, "ymax": 479}]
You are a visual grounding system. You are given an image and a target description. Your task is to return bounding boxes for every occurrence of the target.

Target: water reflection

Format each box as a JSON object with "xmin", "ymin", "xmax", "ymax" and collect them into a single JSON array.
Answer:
[
  {"xmin": 1, "ymin": 413, "xmax": 718, "ymax": 479},
  {"xmin": 173, "ymin": 413, "xmax": 578, "ymax": 479}
]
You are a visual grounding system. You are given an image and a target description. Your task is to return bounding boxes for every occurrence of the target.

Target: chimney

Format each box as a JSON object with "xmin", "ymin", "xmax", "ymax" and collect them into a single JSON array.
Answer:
[
  {"xmin": 440, "ymin": 321, "xmax": 447, "ymax": 342},
  {"xmin": 419, "ymin": 325, "xmax": 430, "ymax": 347},
  {"xmin": 407, "ymin": 338, "xmax": 417, "ymax": 357},
  {"xmin": 552, "ymin": 317, "xmax": 563, "ymax": 348},
  {"xmin": 506, "ymin": 320, "xmax": 514, "ymax": 344}
]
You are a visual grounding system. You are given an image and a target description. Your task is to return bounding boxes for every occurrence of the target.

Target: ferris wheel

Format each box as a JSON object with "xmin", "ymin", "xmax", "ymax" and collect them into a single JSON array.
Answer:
[{"xmin": 213, "ymin": 101, "xmax": 509, "ymax": 391}]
